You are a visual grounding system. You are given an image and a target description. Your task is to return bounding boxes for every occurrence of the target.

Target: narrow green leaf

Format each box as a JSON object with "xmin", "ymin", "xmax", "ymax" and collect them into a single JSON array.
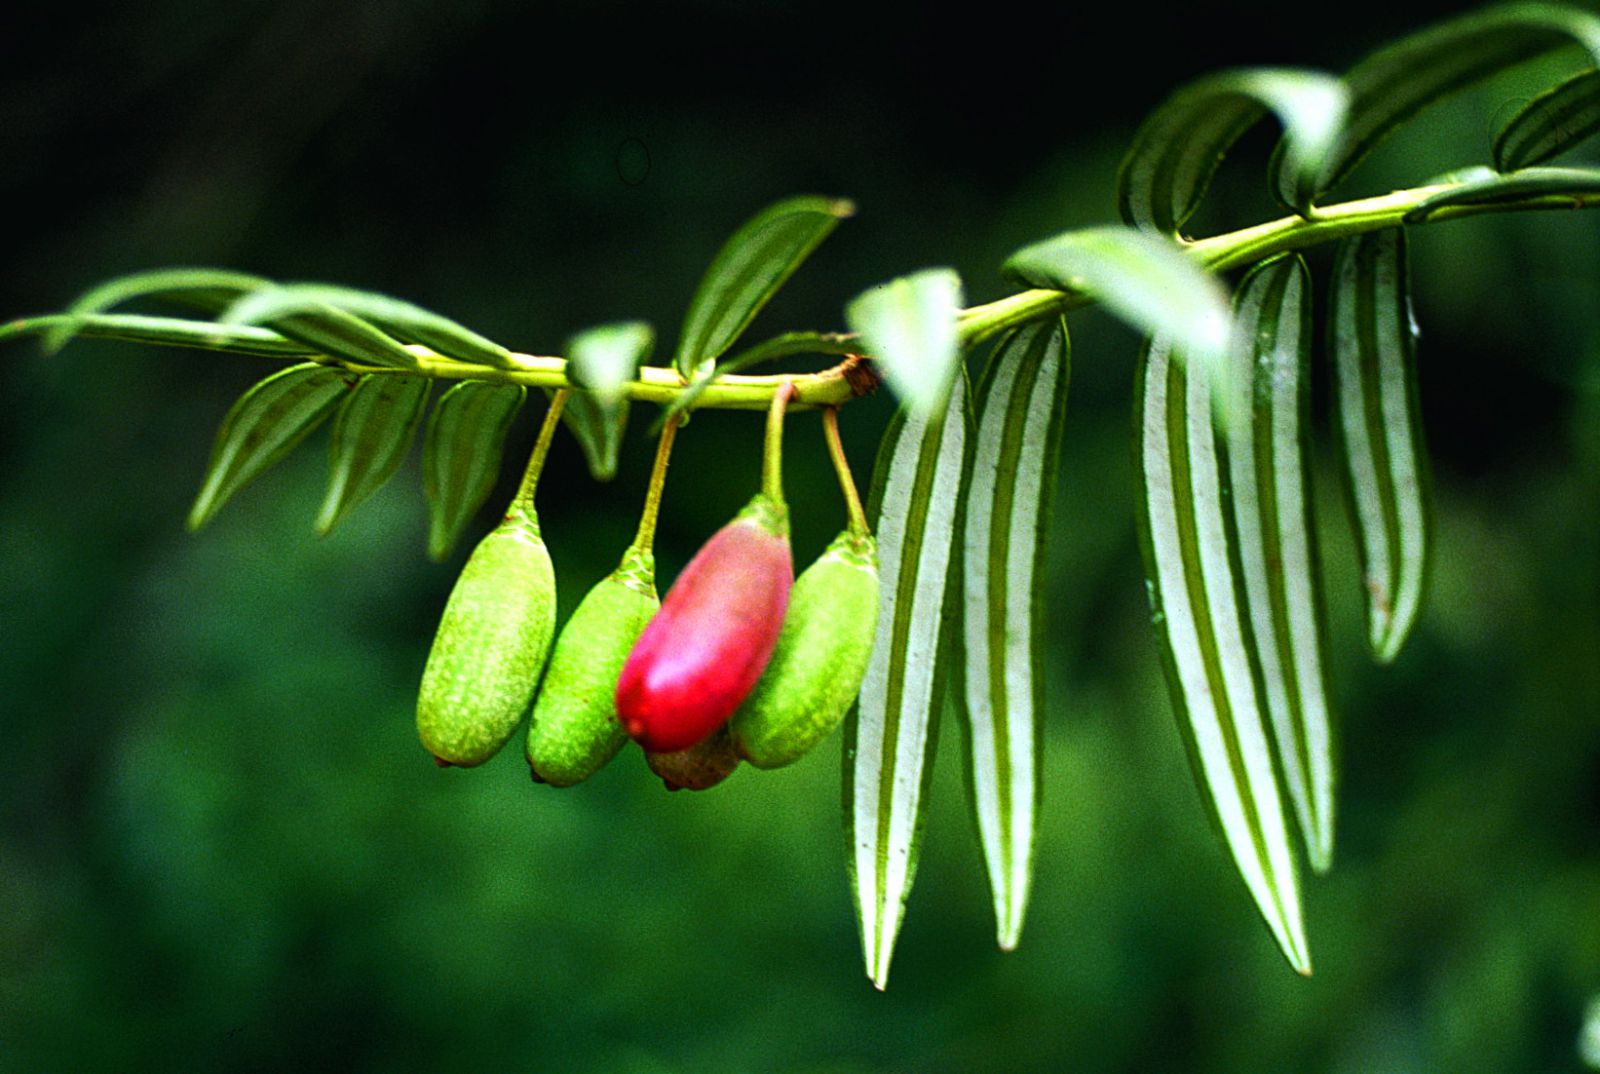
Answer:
[
  {"xmin": 846, "ymin": 369, "xmax": 971, "ymax": 991},
  {"xmin": 44, "ymin": 267, "xmax": 272, "ymax": 353},
  {"xmin": 674, "ymin": 195, "xmax": 854, "ymax": 377},
  {"xmin": 1118, "ymin": 67, "xmax": 1347, "ymax": 232},
  {"xmin": 657, "ymin": 330, "xmax": 859, "ymax": 429},
  {"xmin": 1135, "ymin": 334, "xmax": 1310, "ymax": 975},
  {"xmin": 1272, "ymin": 2, "xmax": 1600, "ymax": 205},
  {"xmin": 422, "ymin": 381, "xmax": 527, "ymax": 561},
  {"xmin": 315, "ymin": 374, "xmax": 432, "ymax": 536},
  {"xmin": 1495, "ymin": 69, "xmax": 1600, "ymax": 169},
  {"xmin": 2, "ymin": 313, "xmax": 313, "ymax": 356},
  {"xmin": 220, "ymin": 290, "xmax": 421, "ymax": 370},
  {"xmin": 1329, "ymin": 230, "xmax": 1430, "ymax": 664},
  {"xmin": 959, "ymin": 318, "xmax": 1070, "ymax": 951},
  {"xmin": 1004, "ymin": 227, "xmax": 1231, "ymax": 377},
  {"xmin": 558, "ymin": 321, "xmax": 652, "ymax": 481},
  {"xmin": 188, "ymin": 362, "xmax": 355, "ymax": 530},
  {"xmin": 267, "ymin": 284, "xmax": 514, "ymax": 368},
  {"xmin": 1401, "ymin": 164, "xmax": 1600, "ymax": 222},
  {"xmin": 845, "ymin": 268, "xmax": 963, "ymax": 418},
  {"xmin": 1224, "ymin": 255, "xmax": 1337, "ymax": 873}
]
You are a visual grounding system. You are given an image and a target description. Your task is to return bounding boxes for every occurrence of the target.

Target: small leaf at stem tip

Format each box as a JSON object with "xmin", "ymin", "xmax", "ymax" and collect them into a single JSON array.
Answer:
[
  {"xmin": 44, "ymin": 267, "xmax": 273, "ymax": 354},
  {"xmin": 1269, "ymin": 2, "xmax": 1600, "ymax": 206},
  {"xmin": 1494, "ymin": 69, "xmax": 1600, "ymax": 170},
  {"xmin": 673, "ymin": 195, "xmax": 854, "ymax": 378},
  {"xmin": 1401, "ymin": 165, "xmax": 1600, "ymax": 222},
  {"xmin": 1003, "ymin": 226, "xmax": 1230, "ymax": 383},
  {"xmin": 844, "ymin": 267, "xmax": 963, "ymax": 418},
  {"xmin": 1117, "ymin": 67, "xmax": 1347, "ymax": 231},
  {"xmin": 218, "ymin": 289, "xmax": 422, "ymax": 370}
]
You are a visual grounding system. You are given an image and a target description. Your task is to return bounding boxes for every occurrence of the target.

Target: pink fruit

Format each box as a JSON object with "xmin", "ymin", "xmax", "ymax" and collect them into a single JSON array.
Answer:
[{"xmin": 615, "ymin": 494, "xmax": 792, "ymax": 752}]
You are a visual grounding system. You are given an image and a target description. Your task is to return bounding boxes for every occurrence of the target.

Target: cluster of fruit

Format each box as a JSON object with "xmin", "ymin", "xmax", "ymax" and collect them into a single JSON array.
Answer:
[{"xmin": 414, "ymin": 388, "xmax": 880, "ymax": 791}]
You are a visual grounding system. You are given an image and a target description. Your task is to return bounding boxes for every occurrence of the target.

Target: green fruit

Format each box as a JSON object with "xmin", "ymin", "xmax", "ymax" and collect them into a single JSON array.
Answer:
[
  {"xmin": 417, "ymin": 503, "xmax": 557, "ymax": 766},
  {"xmin": 731, "ymin": 528, "xmax": 879, "ymax": 768},
  {"xmin": 527, "ymin": 546, "xmax": 660, "ymax": 786},
  {"xmin": 645, "ymin": 727, "xmax": 741, "ymax": 791}
]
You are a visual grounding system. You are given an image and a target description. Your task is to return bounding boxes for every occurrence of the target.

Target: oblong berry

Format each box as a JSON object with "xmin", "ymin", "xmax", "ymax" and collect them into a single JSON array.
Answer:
[
  {"xmin": 526, "ymin": 547, "xmax": 660, "ymax": 787},
  {"xmin": 731, "ymin": 528, "xmax": 880, "ymax": 768},
  {"xmin": 615, "ymin": 494, "xmax": 793, "ymax": 753},
  {"xmin": 416, "ymin": 504, "xmax": 557, "ymax": 766}
]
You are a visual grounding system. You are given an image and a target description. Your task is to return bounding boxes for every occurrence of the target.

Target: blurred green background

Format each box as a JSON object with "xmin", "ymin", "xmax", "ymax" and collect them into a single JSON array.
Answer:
[{"xmin": 3, "ymin": 2, "xmax": 1599, "ymax": 1071}]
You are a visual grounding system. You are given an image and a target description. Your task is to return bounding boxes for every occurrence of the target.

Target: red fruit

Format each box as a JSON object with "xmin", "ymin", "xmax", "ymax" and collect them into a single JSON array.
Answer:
[{"xmin": 615, "ymin": 495, "xmax": 792, "ymax": 752}]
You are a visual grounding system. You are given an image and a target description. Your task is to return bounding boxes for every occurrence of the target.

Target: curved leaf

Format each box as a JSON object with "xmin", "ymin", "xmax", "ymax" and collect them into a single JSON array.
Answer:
[
  {"xmin": 1225, "ymin": 255, "xmax": 1337, "ymax": 872},
  {"xmin": 1401, "ymin": 164, "xmax": 1600, "ymax": 222},
  {"xmin": 560, "ymin": 321, "xmax": 653, "ymax": 481},
  {"xmin": 1494, "ymin": 69, "xmax": 1600, "ymax": 169},
  {"xmin": 267, "ymin": 284, "xmax": 514, "ymax": 368},
  {"xmin": 1004, "ymin": 227, "xmax": 1231, "ymax": 376},
  {"xmin": 657, "ymin": 330, "xmax": 859, "ymax": 428},
  {"xmin": 1, "ymin": 313, "xmax": 313, "ymax": 356},
  {"xmin": 1272, "ymin": 2, "xmax": 1600, "ymax": 205},
  {"xmin": 44, "ymin": 267, "xmax": 272, "ymax": 353},
  {"xmin": 188, "ymin": 362, "xmax": 355, "ymax": 530},
  {"xmin": 1136, "ymin": 334, "xmax": 1309, "ymax": 975},
  {"xmin": 315, "ymin": 374, "xmax": 432, "ymax": 536},
  {"xmin": 422, "ymin": 381, "xmax": 527, "ymax": 561},
  {"xmin": 845, "ymin": 268, "xmax": 964, "ymax": 418},
  {"xmin": 959, "ymin": 318, "xmax": 1069, "ymax": 951},
  {"xmin": 847, "ymin": 369, "xmax": 971, "ymax": 991},
  {"xmin": 673, "ymin": 195, "xmax": 854, "ymax": 377},
  {"xmin": 1118, "ymin": 67, "xmax": 1347, "ymax": 232},
  {"xmin": 220, "ymin": 290, "xmax": 421, "ymax": 370},
  {"xmin": 1329, "ymin": 230, "xmax": 1430, "ymax": 664}
]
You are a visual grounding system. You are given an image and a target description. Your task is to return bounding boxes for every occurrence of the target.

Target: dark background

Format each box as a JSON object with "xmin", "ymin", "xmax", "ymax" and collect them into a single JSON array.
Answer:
[{"xmin": 3, "ymin": 2, "xmax": 1599, "ymax": 1071}]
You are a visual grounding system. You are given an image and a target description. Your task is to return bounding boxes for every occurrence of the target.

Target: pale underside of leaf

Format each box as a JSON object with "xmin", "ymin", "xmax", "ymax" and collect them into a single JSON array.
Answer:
[
  {"xmin": 188, "ymin": 362, "xmax": 355, "ymax": 531},
  {"xmin": 1225, "ymin": 255, "xmax": 1336, "ymax": 873},
  {"xmin": 673, "ymin": 195, "xmax": 853, "ymax": 377},
  {"xmin": 316, "ymin": 374, "xmax": 432, "ymax": 535},
  {"xmin": 1117, "ymin": 67, "xmax": 1348, "ymax": 231},
  {"xmin": 844, "ymin": 268, "xmax": 964, "ymax": 419},
  {"xmin": 1494, "ymin": 69, "xmax": 1600, "ymax": 170},
  {"xmin": 1330, "ymin": 230, "xmax": 1429, "ymax": 664},
  {"xmin": 220, "ymin": 290, "xmax": 422, "ymax": 370},
  {"xmin": 1401, "ymin": 165, "xmax": 1600, "ymax": 223},
  {"xmin": 1137, "ymin": 335, "xmax": 1310, "ymax": 974},
  {"xmin": 423, "ymin": 381, "xmax": 527, "ymax": 561},
  {"xmin": 1273, "ymin": 2, "xmax": 1600, "ymax": 204},
  {"xmin": 961, "ymin": 318, "xmax": 1069, "ymax": 950},
  {"xmin": 1003, "ymin": 227, "xmax": 1231, "ymax": 385},
  {"xmin": 561, "ymin": 322, "xmax": 653, "ymax": 480},
  {"xmin": 848, "ymin": 371, "xmax": 969, "ymax": 991}
]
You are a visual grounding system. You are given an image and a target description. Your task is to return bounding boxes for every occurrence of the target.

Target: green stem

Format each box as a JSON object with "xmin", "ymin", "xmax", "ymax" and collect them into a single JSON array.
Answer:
[
  {"xmin": 631, "ymin": 415, "xmax": 680, "ymax": 553},
  {"xmin": 512, "ymin": 389, "xmax": 567, "ymax": 512},
  {"xmin": 763, "ymin": 381, "xmax": 795, "ymax": 505},
  {"xmin": 822, "ymin": 407, "xmax": 869, "ymax": 537}
]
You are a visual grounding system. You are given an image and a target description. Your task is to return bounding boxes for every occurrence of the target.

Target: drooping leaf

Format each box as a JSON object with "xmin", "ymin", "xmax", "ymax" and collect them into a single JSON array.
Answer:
[
  {"xmin": 1494, "ymin": 69, "xmax": 1600, "ymax": 169},
  {"xmin": 1118, "ymin": 67, "xmax": 1347, "ymax": 232},
  {"xmin": 846, "ymin": 369, "xmax": 971, "ymax": 991},
  {"xmin": 1401, "ymin": 164, "xmax": 1600, "ymax": 222},
  {"xmin": 266, "ymin": 284, "xmax": 515, "ymax": 368},
  {"xmin": 422, "ymin": 381, "xmax": 527, "ymax": 561},
  {"xmin": 1329, "ymin": 229, "xmax": 1430, "ymax": 664},
  {"xmin": 43, "ymin": 267, "xmax": 273, "ymax": 353},
  {"xmin": 673, "ymin": 195, "xmax": 854, "ymax": 378},
  {"xmin": 1, "ymin": 313, "xmax": 313, "ymax": 356},
  {"xmin": 1004, "ymin": 227, "xmax": 1231, "ymax": 378},
  {"xmin": 1224, "ymin": 255, "xmax": 1337, "ymax": 873},
  {"xmin": 558, "ymin": 321, "xmax": 652, "ymax": 481},
  {"xmin": 958, "ymin": 318, "xmax": 1069, "ymax": 951},
  {"xmin": 1135, "ymin": 333, "xmax": 1310, "ymax": 974},
  {"xmin": 220, "ymin": 289, "xmax": 422, "ymax": 370},
  {"xmin": 1271, "ymin": 2, "xmax": 1600, "ymax": 205},
  {"xmin": 845, "ymin": 268, "xmax": 963, "ymax": 418},
  {"xmin": 188, "ymin": 362, "xmax": 356, "ymax": 531},
  {"xmin": 315, "ymin": 374, "xmax": 432, "ymax": 536}
]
